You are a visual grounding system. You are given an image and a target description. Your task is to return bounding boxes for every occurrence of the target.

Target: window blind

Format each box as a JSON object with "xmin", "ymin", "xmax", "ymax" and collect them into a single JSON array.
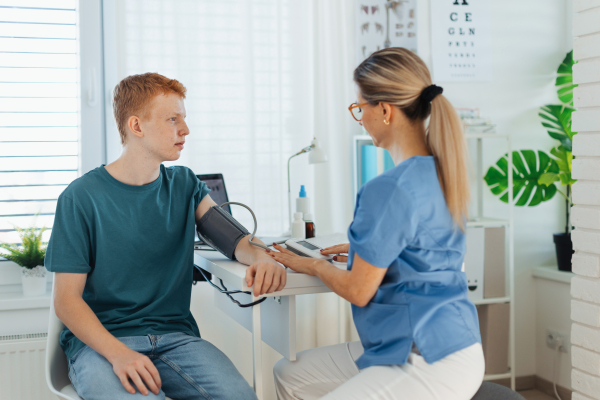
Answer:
[
  {"xmin": 0, "ymin": 0, "xmax": 78, "ymax": 246},
  {"xmin": 108, "ymin": 0, "xmax": 312, "ymax": 235}
]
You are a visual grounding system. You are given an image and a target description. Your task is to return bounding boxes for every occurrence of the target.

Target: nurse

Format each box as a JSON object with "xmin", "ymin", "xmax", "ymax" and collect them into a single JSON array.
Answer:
[{"xmin": 267, "ymin": 47, "xmax": 484, "ymax": 400}]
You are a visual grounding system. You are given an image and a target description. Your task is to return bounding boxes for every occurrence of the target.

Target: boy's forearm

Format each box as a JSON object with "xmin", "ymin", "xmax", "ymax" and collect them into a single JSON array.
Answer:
[
  {"xmin": 234, "ymin": 235, "xmax": 272, "ymax": 266},
  {"xmin": 55, "ymin": 295, "xmax": 129, "ymax": 363}
]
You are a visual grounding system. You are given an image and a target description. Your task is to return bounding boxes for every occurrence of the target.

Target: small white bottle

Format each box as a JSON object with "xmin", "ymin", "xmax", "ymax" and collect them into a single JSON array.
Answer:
[
  {"xmin": 291, "ymin": 212, "xmax": 306, "ymax": 239},
  {"xmin": 296, "ymin": 185, "xmax": 310, "ymax": 217}
]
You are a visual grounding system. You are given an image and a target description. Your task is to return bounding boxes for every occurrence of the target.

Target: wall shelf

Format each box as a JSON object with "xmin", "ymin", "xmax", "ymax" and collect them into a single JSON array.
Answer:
[
  {"xmin": 473, "ymin": 296, "xmax": 511, "ymax": 306},
  {"xmin": 465, "ymin": 133, "xmax": 516, "ymax": 390},
  {"xmin": 532, "ymin": 266, "xmax": 574, "ymax": 284},
  {"xmin": 467, "ymin": 218, "xmax": 510, "ymax": 228},
  {"xmin": 483, "ymin": 371, "xmax": 512, "ymax": 381}
]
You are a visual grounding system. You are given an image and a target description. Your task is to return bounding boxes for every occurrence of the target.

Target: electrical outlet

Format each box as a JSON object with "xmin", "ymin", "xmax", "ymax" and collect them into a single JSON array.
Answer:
[{"xmin": 546, "ymin": 329, "xmax": 568, "ymax": 353}]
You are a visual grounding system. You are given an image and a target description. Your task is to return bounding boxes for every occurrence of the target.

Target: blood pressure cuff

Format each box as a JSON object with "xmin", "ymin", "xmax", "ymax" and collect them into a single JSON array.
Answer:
[{"xmin": 196, "ymin": 205, "xmax": 250, "ymax": 260}]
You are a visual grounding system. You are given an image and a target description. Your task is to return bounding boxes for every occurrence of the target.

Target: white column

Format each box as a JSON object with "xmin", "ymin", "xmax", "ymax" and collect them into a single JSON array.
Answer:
[{"xmin": 571, "ymin": 2, "xmax": 600, "ymax": 399}]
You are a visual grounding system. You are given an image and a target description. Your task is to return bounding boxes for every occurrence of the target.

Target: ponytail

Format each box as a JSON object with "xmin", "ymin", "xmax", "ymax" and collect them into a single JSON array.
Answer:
[
  {"xmin": 354, "ymin": 48, "xmax": 470, "ymax": 230},
  {"xmin": 428, "ymin": 95, "xmax": 470, "ymax": 230}
]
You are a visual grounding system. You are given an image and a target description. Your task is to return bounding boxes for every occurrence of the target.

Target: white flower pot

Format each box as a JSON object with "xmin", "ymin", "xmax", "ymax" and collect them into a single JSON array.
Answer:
[{"xmin": 21, "ymin": 265, "xmax": 47, "ymax": 297}]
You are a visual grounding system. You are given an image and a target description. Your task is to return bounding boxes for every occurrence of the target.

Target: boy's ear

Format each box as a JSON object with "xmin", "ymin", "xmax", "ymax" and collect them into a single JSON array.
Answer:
[{"xmin": 128, "ymin": 115, "xmax": 144, "ymax": 139}]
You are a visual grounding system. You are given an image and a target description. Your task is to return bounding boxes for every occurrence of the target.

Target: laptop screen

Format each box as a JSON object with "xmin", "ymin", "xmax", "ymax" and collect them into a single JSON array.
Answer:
[{"xmin": 196, "ymin": 174, "xmax": 231, "ymax": 215}]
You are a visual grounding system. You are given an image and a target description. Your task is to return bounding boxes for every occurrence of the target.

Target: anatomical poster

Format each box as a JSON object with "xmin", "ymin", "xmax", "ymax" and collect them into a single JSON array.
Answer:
[
  {"xmin": 355, "ymin": 0, "xmax": 418, "ymax": 64},
  {"xmin": 430, "ymin": 0, "xmax": 493, "ymax": 82}
]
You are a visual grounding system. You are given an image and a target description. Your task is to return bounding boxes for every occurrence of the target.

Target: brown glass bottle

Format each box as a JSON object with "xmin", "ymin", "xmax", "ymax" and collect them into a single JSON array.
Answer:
[{"xmin": 304, "ymin": 213, "xmax": 316, "ymax": 238}]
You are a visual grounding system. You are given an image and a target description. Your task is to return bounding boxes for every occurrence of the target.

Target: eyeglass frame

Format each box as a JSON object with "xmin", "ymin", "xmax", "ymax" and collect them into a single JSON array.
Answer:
[{"xmin": 348, "ymin": 102, "xmax": 370, "ymax": 122}]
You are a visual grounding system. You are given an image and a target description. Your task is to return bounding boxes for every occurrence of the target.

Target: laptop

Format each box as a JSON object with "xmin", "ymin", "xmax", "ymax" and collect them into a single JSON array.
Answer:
[{"xmin": 197, "ymin": 173, "xmax": 232, "ymax": 215}]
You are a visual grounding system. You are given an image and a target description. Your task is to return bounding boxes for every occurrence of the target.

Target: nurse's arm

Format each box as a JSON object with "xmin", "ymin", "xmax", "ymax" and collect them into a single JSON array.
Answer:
[
  {"xmin": 195, "ymin": 195, "xmax": 286, "ymax": 296},
  {"xmin": 269, "ymin": 244, "xmax": 386, "ymax": 307}
]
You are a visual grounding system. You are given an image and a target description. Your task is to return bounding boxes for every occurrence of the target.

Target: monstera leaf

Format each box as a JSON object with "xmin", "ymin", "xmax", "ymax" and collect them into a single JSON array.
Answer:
[
  {"xmin": 538, "ymin": 145, "xmax": 576, "ymax": 188},
  {"xmin": 555, "ymin": 50, "xmax": 576, "ymax": 106},
  {"xmin": 539, "ymin": 105, "xmax": 575, "ymax": 151},
  {"xmin": 484, "ymin": 150, "xmax": 558, "ymax": 207}
]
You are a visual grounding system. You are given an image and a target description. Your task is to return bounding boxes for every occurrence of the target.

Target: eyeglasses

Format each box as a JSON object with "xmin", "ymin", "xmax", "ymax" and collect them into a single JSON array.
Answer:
[{"xmin": 348, "ymin": 102, "xmax": 369, "ymax": 121}]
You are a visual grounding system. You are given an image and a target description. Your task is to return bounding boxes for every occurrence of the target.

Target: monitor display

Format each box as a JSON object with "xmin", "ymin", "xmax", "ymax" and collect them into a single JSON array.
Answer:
[
  {"xmin": 195, "ymin": 174, "xmax": 231, "ymax": 244},
  {"xmin": 202, "ymin": 179, "xmax": 230, "ymax": 214},
  {"xmin": 197, "ymin": 174, "xmax": 231, "ymax": 215},
  {"xmin": 297, "ymin": 241, "xmax": 319, "ymax": 251}
]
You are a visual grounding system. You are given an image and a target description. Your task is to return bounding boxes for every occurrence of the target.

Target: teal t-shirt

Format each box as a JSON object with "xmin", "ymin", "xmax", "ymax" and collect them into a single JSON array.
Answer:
[{"xmin": 44, "ymin": 164, "xmax": 210, "ymax": 360}]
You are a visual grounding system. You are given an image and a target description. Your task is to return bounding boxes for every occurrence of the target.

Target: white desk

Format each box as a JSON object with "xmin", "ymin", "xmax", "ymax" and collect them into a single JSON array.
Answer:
[{"xmin": 193, "ymin": 250, "xmax": 336, "ymax": 399}]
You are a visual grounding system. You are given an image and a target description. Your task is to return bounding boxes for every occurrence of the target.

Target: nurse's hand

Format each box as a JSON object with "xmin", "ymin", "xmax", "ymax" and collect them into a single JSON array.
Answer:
[
  {"xmin": 320, "ymin": 243, "xmax": 350, "ymax": 263},
  {"xmin": 266, "ymin": 243, "xmax": 325, "ymax": 276}
]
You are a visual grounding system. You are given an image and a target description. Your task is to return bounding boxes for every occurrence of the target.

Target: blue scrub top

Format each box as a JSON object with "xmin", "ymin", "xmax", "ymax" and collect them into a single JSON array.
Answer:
[{"xmin": 348, "ymin": 155, "xmax": 481, "ymax": 370}]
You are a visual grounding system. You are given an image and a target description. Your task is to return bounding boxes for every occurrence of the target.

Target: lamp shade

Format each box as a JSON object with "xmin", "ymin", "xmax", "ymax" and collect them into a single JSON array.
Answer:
[{"xmin": 308, "ymin": 138, "xmax": 328, "ymax": 164}]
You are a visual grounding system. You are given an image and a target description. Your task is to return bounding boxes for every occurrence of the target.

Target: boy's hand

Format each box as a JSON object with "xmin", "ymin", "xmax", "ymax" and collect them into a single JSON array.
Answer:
[
  {"xmin": 109, "ymin": 347, "xmax": 162, "ymax": 396},
  {"xmin": 245, "ymin": 258, "xmax": 287, "ymax": 296}
]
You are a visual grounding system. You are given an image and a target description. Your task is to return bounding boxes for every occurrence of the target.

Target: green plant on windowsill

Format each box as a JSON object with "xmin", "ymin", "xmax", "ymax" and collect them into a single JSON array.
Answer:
[
  {"xmin": 484, "ymin": 50, "xmax": 576, "ymax": 271},
  {"xmin": 0, "ymin": 225, "xmax": 47, "ymax": 269}
]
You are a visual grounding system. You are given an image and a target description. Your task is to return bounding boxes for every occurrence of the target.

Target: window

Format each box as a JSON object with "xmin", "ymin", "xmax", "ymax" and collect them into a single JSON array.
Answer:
[{"xmin": 0, "ymin": 0, "xmax": 79, "ymax": 246}]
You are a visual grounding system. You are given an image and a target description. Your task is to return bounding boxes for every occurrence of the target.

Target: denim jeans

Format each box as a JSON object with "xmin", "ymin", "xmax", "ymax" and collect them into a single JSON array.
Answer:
[{"xmin": 67, "ymin": 332, "xmax": 257, "ymax": 400}]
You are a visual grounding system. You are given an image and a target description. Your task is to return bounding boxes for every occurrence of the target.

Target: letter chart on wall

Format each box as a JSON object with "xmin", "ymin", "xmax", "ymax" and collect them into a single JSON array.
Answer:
[{"xmin": 430, "ymin": 0, "xmax": 492, "ymax": 82}]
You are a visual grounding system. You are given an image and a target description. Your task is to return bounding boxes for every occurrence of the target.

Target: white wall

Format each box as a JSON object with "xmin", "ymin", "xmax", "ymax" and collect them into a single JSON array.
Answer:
[
  {"xmin": 0, "ymin": 0, "xmax": 577, "ymax": 395},
  {"xmin": 413, "ymin": 0, "xmax": 573, "ymax": 379},
  {"xmin": 570, "ymin": 1, "xmax": 600, "ymax": 399},
  {"xmin": 535, "ymin": 276, "xmax": 573, "ymax": 388}
]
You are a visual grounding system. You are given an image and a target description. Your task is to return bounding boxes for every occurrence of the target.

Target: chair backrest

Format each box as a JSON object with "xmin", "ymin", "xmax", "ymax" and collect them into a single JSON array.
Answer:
[{"xmin": 45, "ymin": 278, "xmax": 76, "ymax": 399}]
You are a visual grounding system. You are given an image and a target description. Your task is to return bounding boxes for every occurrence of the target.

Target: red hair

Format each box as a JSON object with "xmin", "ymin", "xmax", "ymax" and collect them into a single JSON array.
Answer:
[{"xmin": 113, "ymin": 73, "xmax": 187, "ymax": 144}]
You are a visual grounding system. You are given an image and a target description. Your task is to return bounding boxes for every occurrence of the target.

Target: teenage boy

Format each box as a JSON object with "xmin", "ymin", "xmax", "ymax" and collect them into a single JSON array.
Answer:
[{"xmin": 45, "ymin": 73, "xmax": 285, "ymax": 400}]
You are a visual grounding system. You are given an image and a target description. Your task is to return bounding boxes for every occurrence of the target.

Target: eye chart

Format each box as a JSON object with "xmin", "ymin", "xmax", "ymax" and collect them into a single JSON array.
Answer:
[
  {"xmin": 355, "ymin": 0, "xmax": 418, "ymax": 64},
  {"xmin": 430, "ymin": 0, "xmax": 493, "ymax": 82}
]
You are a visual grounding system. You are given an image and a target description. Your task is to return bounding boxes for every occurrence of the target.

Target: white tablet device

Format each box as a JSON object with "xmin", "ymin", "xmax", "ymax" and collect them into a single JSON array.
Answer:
[{"xmin": 284, "ymin": 238, "xmax": 333, "ymax": 260}]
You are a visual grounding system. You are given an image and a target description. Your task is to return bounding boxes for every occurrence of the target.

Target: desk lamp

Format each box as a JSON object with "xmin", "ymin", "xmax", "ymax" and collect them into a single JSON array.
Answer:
[{"xmin": 287, "ymin": 138, "xmax": 328, "ymax": 226}]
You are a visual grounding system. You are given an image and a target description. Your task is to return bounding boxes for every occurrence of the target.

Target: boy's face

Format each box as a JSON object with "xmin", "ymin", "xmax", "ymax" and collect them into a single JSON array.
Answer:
[{"xmin": 136, "ymin": 92, "xmax": 189, "ymax": 162}]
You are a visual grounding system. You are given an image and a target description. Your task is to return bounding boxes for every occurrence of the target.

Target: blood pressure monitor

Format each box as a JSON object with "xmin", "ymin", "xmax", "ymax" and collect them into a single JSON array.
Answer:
[{"xmin": 284, "ymin": 238, "xmax": 333, "ymax": 260}]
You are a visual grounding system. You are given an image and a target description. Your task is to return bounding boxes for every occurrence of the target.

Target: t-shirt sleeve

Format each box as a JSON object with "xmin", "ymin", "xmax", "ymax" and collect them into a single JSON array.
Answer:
[
  {"xmin": 348, "ymin": 177, "xmax": 418, "ymax": 269},
  {"xmin": 44, "ymin": 195, "xmax": 93, "ymax": 273},
  {"xmin": 193, "ymin": 175, "xmax": 211, "ymax": 210}
]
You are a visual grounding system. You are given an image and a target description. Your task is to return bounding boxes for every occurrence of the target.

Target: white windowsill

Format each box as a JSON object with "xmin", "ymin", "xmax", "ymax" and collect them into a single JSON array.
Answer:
[
  {"xmin": 0, "ymin": 290, "xmax": 52, "ymax": 311},
  {"xmin": 532, "ymin": 265, "xmax": 574, "ymax": 284}
]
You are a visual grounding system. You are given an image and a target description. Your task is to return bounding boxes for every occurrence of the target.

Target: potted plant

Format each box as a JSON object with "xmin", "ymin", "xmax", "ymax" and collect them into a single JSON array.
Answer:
[
  {"xmin": 0, "ymin": 226, "xmax": 48, "ymax": 296},
  {"xmin": 484, "ymin": 50, "xmax": 576, "ymax": 271}
]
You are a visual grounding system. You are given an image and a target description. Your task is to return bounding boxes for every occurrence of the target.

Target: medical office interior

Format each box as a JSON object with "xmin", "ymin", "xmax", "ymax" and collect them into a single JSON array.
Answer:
[{"xmin": 1, "ymin": 0, "xmax": 600, "ymax": 399}]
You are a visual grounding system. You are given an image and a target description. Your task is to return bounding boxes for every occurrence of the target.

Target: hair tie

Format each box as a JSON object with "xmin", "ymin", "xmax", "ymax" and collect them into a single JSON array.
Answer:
[{"xmin": 420, "ymin": 84, "xmax": 443, "ymax": 103}]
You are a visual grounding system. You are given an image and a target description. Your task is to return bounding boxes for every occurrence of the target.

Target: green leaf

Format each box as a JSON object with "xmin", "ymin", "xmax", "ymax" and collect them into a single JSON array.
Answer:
[
  {"xmin": 538, "ymin": 172, "xmax": 560, "ymax": 186},
  {"xmin": 543, "ymin": 183, "xmax": 558, "ymax": 201},
  {"xmin": 539, "ymin": 105, "xmax": 574, "ymax": 150},
  {"xmin": 556, "ymin": 50, "xmax": 576, "ymax": 106},
  {"xmin": 484, "ymin": 150, "xmax": 558, "ymax": 207},
  {"xmin": 0, "ymin": 224, "xmax": 47, "ymax": 269}
]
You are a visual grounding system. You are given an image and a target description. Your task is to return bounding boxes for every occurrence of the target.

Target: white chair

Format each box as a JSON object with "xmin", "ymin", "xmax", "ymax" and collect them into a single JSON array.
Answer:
[
  {"xmin": 45, "ymin": 280, "xmax": 82, "ymax": 400},
  {"xmin": 45, "ymin": 280, "xmax": 173, "ymax": 399}
]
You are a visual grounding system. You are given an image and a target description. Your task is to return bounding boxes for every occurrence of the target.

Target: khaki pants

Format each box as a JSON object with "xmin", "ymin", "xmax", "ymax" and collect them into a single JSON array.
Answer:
[{"xmin": 273, "ymin": 342, "xmax": 484, "ymax": 400}]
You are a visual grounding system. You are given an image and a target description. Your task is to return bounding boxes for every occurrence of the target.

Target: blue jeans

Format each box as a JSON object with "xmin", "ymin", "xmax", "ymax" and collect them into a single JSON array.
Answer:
[{"xmin": 67, "ymin": 332, "xmax": 257, "ymax": 400}]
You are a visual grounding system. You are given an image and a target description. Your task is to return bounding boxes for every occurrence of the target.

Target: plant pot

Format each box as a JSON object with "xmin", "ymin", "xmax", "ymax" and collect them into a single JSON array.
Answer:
[
  {"xmin": 21, "ymin": 265, "xmax": 47, "ymax": 296},
  {"xmin": 553, "ymin": 233, "xmax": 573, "ymax": 272}
]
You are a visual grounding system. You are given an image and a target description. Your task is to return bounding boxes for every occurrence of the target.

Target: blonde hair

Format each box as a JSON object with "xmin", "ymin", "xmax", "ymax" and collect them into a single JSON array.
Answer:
[
  {"xmin": 354, "ymin": 48, "xmax": 470, "ymax": 230},
  {"xmin": 113, "ymin": 73, "xmax": 187, "ymax": 144}
]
